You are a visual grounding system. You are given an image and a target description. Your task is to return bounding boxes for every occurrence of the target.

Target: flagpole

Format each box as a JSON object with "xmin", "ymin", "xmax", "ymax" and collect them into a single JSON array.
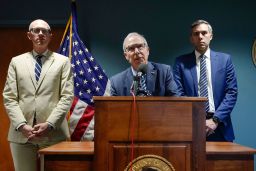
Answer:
[
  {"xmin": 59, "ymin": 16, "xmax": 71, "ymax": 46},
  {"xmin": 69, "ymin": 16, "xmax": 73, "ymax": 59}
]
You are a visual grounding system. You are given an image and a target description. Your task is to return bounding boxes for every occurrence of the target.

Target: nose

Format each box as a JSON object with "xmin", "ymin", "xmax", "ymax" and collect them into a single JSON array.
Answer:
[
  {"xmin": 197, "ymin": 33, "xmax": 204, "ymax": 40},
  {"xmin": 134, "ymin": 47, "xmax": 140, "ymax": 54},
  {"xmin": 38, "ymin": 29, "xmax": 43, "ymax": 35}
]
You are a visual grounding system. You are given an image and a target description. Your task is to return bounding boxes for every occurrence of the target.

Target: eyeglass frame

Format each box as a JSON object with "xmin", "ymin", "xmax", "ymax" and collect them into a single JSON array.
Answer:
[
  {"xmin": 125, "ymin": 43, "xmax": 147, "ymax": 53},
  {"xmin": 29, "ymin": 27, "xmax": 51, "ymax": 35}
]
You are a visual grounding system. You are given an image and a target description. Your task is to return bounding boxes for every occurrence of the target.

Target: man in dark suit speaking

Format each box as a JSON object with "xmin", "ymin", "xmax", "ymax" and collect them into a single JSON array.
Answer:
[
  {"xmin": 110, "ymin": 32, "xmax": 180, "ymax": 97},
  {"xmin": 173, "ymin": 20, "xmax": 238, "ymax": 142}
]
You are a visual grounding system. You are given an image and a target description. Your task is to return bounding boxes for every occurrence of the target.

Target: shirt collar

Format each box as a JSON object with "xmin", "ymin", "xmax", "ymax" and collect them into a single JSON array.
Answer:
[
  {"xmin": 33, "ymin": 49, "xmax": 48, "ymax": 58},
  {"xmin": 195, "ymin": 48, "xmax": 211, "ymax": 60},
  {"xmin": 131, "ymin": 66, "xmax": 137, "ymax": 76}
]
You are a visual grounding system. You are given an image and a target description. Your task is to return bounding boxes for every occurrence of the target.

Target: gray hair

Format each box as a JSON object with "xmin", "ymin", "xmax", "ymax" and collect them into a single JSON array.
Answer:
[
  {"xmin": 191, "ymin": 19, "xmax": 213, "ymax": 34},
  {"xmin": 123, "ymin": 32, "xmax": 148, "ymax": 51}
]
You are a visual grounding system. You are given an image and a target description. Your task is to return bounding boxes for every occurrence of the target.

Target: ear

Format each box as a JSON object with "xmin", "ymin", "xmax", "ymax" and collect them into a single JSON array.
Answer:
[
  {"xmin": 124, "ymin": 51, "xmax": 129, "ymax": 61},
  {"xmin": 210, "ymin": 33, "xmax": 213, "ymax": 41},
  {"xmin": 27, "ymin": 32, "xmax": 32, "ymax": 40},
  {"xmin": 48, "ymin": 33, "xmax": 53, "ymax": 41}
]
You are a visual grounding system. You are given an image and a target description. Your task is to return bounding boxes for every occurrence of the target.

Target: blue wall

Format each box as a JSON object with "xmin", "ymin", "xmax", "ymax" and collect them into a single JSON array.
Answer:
[{"xmin": 1, "ymin": 0, "xmax": 256, "ymax": 169}]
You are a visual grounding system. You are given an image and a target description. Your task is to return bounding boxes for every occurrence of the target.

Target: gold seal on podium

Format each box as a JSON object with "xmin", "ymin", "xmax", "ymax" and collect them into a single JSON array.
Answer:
[{"xmin": 124, "ymin": 154, "xmax": 175, "ymax": 171}]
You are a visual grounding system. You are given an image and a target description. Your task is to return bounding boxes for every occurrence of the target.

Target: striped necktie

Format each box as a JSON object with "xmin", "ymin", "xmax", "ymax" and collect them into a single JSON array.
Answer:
[
  {"xmin": 35, "ymin": 55, "xmax": 43, "ymax": 82},
  {"xmin": 199, "ymin": 55, "xmax": 210, "ymax": 112},
  {"xmin": 139, "ymin": 74, "xmax": 147, "ymax": 91}
]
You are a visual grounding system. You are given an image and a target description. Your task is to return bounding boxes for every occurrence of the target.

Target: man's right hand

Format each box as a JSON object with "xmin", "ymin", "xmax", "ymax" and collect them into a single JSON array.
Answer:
[{"xmin": 19, "ymin": 124, "xmax": 35, "ymax": 140}]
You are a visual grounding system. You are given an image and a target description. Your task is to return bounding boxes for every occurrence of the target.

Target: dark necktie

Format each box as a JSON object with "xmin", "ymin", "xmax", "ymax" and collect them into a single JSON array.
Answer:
[
  {"xmin": 199, "ymin": 55, "xmax": 210, "ymax": 112},
  {"xmin": 139, "ymin": 74, "xmax": 147, "ymax": 91},
  {"xmin": 35, "ymin": 55, "xmax": 42, "ymax": 82}
]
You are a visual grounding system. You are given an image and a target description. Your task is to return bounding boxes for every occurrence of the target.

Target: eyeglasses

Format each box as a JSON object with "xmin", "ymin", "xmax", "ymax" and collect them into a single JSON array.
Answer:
[
  {"xmin": 125, "ymin": 43, "xmax": 146, "ymax": 52},
  {"xmin": 30, "ymin": 28, "xmax": 51, "ymax": 35}
]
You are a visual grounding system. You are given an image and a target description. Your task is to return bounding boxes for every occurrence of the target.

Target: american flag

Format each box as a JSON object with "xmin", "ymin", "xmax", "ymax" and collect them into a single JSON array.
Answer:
[{"xmin": 58, "ymin": 1, "xmax": 110, "ymax": 141}]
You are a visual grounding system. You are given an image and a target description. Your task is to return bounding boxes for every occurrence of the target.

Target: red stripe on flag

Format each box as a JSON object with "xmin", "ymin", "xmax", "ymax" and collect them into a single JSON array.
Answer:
[
  {"xmin": 67, "ymin": 96, "xmax": 78, "ymax": 120},
  {"xmin": 71, "ymin": 105, "xmax": 95, "ymax": 141}
]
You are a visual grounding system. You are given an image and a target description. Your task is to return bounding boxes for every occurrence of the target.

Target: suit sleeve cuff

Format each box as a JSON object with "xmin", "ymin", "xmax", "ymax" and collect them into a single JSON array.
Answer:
[
  {"xmin": 46, "ymin": 121, "xmax": 55, "ymax": 130},
  {"xmin": 16, "ymin": 122, "xmax": 27, "ymax": 131}
]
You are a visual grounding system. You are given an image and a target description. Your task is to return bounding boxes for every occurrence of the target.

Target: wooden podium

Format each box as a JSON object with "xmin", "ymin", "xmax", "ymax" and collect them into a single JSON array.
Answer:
[
  {"xmin": 38, "ymin": 142, "xmax": 256, "ymax": 171},
  {"xmin": 94, "ymin": 96, "xmax": 207, "ymax": 171}
]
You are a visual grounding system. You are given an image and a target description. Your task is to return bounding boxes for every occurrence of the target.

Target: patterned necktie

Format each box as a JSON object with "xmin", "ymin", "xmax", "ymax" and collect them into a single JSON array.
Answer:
[
  {"xmin": 35, "ymin": 55, "xmax": 42, "ymax": 82},
  {"xmin": 139, "ymin": 74, "xmax": 147, "ymax": 90},
  {"xmin": 199, "ymin": 55, "xmax": 210, "ymax": 112}
]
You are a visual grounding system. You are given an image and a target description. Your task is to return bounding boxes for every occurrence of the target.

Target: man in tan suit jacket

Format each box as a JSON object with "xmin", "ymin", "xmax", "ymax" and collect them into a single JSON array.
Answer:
[{"xmin": 3, "ymin": 19, "xmax": 74, "ymax": 171}]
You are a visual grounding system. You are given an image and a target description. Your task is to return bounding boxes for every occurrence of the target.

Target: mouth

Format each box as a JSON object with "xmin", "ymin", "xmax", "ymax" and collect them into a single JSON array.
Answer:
[
  {"xmin": 199, "ymin": 42, "xmax": 206, "ymax": 47},
  {"xmin": 35, "ymin": 39, "xmax": 46, "ymax": 46},
  {"xmin": 36, "ymin": 37, "xmax": 46, "ymax": 42},
  {"xmin": 134, "ymin": 57, "xmax": 144, "ymax": 62}
]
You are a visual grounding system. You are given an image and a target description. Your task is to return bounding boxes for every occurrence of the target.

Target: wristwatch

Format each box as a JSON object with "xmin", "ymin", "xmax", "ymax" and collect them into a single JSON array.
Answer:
[{"xmin": 212, "ymin": 116, "xmax": 220, "ymax": 124}]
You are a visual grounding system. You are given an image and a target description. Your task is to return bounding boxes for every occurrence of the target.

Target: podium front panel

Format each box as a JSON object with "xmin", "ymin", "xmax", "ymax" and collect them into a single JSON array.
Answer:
[{"xmin": 94, "ymin": 96, "xmax": 206, "ymax": 171}]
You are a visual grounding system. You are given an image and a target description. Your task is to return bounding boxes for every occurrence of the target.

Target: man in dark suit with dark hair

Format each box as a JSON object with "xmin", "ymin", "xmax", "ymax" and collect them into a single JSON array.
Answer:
[
  {"xmin": 173, "ymin": 20, "xmax": 238, "ymax": 142},
  {"xmin": 110, "ymin": 32, "xmax": 179, "ymax": 96}
]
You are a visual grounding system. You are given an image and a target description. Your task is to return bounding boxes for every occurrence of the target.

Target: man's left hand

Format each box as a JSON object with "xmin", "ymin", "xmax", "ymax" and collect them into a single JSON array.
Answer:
[
  {"xmin": 206, "ymin": 119, "xmax": 218, "ymax": 136},
  {"xmin": 32, "ymin": 122, "xmax": 49, "ymax": 137}
]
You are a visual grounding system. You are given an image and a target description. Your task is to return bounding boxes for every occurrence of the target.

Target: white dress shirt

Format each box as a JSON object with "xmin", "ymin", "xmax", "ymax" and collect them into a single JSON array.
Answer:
[{"xmin": 195, "ymin": 48, "xmax": 215, "ymax": 113}]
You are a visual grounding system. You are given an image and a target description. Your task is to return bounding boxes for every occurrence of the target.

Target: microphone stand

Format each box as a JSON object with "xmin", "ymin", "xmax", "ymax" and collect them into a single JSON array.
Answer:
[
  {"xmin": 131, "ymin": 75, "xmax": 140, "ymax": 96},
  {"xmin": 132, "ymin": 72, "xmax": 152, "ymax": 97}
]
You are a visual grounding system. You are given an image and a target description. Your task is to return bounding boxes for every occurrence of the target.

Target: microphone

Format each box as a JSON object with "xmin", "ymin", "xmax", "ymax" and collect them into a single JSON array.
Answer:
[
  {"xmin": 137, "ymin": 63, "xmax": 148, "ymax": 76},
  {"xmin": 131, "ymin": 63, "xmax": 151, "ymax": 96}
]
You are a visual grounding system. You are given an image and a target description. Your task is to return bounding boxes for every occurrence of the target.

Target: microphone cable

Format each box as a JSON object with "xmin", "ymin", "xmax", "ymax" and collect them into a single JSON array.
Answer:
[{"xmin": 129, "ymin": 91, "xmax": 137, "ymax": 171}]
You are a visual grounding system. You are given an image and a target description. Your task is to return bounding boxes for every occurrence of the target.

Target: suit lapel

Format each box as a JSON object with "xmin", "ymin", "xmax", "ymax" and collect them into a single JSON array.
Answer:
[
  {"xmin": 210, "ymin": 50, "xmax": 218, "ymax": 96},
  {"xmin": 36, "ymin": 51, "xmax": 54, "ymax": 89},
  {"xmin": 25, "ymin": 52, "xmax": 37, "ymax": 89},
  {"xmin": 124, "ymin": 68, "xmax": 134, "ymax": 95},
  {"xmin": 189, "ymin": 53, "xmax": 198, "ymax": 95},
  {"xmin": 146, "ymin": 62, "xmax": 156, "ymax": 93}
]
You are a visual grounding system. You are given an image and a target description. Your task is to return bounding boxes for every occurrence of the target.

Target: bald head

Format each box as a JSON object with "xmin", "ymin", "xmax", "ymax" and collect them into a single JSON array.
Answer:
[
  {"xmin": 27, "ymin": 19, "xmax": 52, "ymax": 54},
  {"xmin": 28, "ymin": 19, "xmax": 51, "ymax": 32}
]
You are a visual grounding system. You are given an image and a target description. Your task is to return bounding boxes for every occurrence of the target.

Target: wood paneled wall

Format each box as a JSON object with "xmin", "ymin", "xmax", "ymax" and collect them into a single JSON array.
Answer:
[{"xmin": 0, "ymin": 27, "xmax": 64, "ymax": 171}]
